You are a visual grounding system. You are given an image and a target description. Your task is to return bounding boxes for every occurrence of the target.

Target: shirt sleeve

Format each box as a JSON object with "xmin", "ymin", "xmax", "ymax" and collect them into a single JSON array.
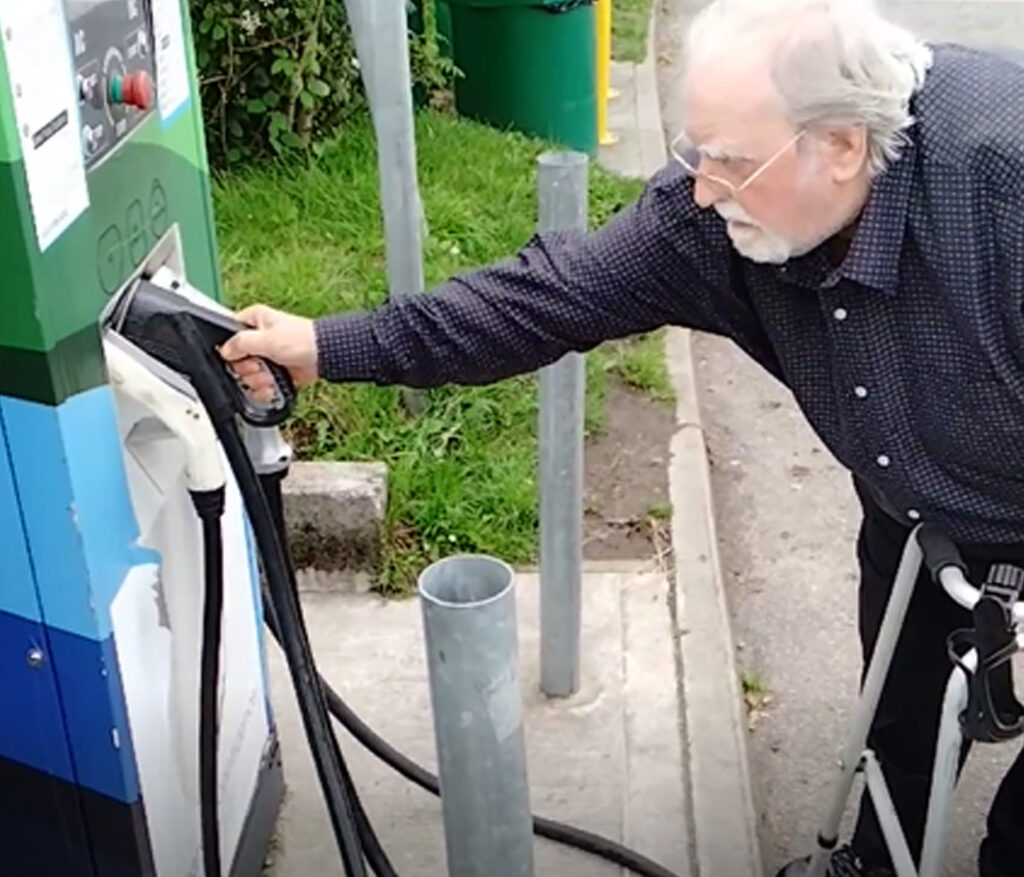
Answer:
[{"xmin": 314, "ymin": 164, "xmax": 746, "ymax": 387}]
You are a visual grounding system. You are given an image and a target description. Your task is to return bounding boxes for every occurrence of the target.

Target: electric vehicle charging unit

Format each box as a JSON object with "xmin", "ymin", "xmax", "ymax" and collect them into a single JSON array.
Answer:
[
  {"xmin": 0, "ymin": 1, "xmax": 287, "ymax": 874},
  {"xmin": 101, "ymin": 330, "xmax": 236, "ymax": 877},
  {"xmin": 783, "ymin": 526, "xmax": 1024, "ymax": 877}
]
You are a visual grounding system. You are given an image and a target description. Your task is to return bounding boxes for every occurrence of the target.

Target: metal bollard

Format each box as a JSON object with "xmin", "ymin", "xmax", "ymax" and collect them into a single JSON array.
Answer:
[
  {"xmin": 537, "ymin": 152, "xmax": 588, "ymax": 697},
  {"xmin": 419, "ymin": 555, "xmax": 535, "ymax": 877},
  {"xmin": 344, "ymin": 0, "xmax": 427, "ymax": 414}
]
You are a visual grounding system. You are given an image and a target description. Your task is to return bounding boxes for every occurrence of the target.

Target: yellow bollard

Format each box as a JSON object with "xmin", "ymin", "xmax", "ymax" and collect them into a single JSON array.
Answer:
[{"xmin": 596, "ymin": 0, "xmax": 618, "ymax": 145}]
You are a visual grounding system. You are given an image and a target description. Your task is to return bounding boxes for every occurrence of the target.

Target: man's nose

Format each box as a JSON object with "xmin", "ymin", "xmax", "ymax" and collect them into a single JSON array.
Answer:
[{"xmin": 691, "ymin": 176, "xmax": 727, "ymax": 209}]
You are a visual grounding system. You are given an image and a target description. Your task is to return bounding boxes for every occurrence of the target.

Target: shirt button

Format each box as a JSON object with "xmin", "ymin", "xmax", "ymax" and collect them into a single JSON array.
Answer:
[
  {"xmin": 877, "ymin": 454, "xmax": 890, "ymax": 468},
  {"xmin": 854, "ymin": 386, "xmax": 868, "ymax": 399},
  {"xmin": 907, "ymin": 509, "xmax": 921, "ymax": 521},
  {"xmin": 833, "ymin": 307, "xmax": 848, "ymax": 321}
]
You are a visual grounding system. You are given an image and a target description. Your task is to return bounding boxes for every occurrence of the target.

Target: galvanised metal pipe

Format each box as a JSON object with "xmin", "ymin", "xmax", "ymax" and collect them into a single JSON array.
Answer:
[
  {"xmin": 419, "ymin": 555, "xmax": 535, "ymax": 877},
  {"xmin": 537, "ymin": 151, "xmax": 588, "ymax": 697}
]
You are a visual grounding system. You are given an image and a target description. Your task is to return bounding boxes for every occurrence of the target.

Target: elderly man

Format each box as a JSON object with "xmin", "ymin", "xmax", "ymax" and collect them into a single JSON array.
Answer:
[{"xmin": 221, "ymin": 1, "xmax": 1024, "ymax": 874}]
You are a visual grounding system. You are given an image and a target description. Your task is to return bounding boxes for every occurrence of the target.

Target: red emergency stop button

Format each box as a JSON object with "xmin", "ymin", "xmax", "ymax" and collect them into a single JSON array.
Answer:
[{"xmin": 109, "ymin": 71, "xmax": 154, "ymax": 111}]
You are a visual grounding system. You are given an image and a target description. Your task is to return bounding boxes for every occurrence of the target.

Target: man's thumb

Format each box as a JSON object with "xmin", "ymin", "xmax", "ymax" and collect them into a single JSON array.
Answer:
[
  {"xmin": 220, "ymin": 328, "xmax": 266, "ymax": 362},
  {"xmin": 235, "ymin": 303, "xmax": 276, "ymax": 328}
]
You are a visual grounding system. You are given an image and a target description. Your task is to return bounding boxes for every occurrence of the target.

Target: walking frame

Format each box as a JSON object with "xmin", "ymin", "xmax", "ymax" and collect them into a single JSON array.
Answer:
[{"xmin": 788, "ymin": 524, "xmax": 1024, "ymax": 877}]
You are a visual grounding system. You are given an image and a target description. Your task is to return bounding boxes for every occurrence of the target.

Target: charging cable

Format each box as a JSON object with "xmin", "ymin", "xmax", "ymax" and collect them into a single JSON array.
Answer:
[{"xmin": 245, "ymin": 422, "xmax": 682, "ymax": 877}]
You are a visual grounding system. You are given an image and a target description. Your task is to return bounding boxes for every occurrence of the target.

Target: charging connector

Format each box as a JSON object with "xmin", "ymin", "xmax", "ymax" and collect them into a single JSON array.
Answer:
[{"xmin": 106, "ymin": 270, "xmax": 297, "ymax": 428}]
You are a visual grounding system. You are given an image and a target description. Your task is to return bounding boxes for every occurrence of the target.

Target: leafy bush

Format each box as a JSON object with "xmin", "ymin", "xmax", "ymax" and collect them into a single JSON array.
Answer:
[{"xmin": 190, "ymin": 0, "xmax": 455, "ymax": 169}]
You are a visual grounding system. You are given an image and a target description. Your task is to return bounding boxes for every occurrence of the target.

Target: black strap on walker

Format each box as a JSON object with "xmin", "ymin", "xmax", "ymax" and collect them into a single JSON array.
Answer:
[{"xmin": 947, "ymin": 562, "xmax": 1024, "ymax": 743}]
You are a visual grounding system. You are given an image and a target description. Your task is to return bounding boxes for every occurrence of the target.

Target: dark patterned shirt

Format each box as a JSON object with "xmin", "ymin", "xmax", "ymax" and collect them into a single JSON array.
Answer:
[{"xmin": 315, "ymin": 43, "xmax": 1024, "ymax": 544}]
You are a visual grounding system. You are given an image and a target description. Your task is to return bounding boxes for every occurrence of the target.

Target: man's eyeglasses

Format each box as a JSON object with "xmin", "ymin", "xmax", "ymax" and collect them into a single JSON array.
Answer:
[{"xmin": 669, "ymin": 129, "xmax": 805, "ymax": 195}]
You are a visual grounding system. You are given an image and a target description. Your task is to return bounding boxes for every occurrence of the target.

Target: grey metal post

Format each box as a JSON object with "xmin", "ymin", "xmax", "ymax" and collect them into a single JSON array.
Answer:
[
  {"xmin": 360, "ymin": 0, "xmax": 426, "ymax": 301},
  {"xmin": 419, "ymin": 556, "xmax": 535, "ymax": 877},
  {"xmin": 537, "ymin": 152, "xmax": 588, "ymax": 697},
  {"xmin": 342, "ymin": 0, "xmax": 427, "ymax": 412}
]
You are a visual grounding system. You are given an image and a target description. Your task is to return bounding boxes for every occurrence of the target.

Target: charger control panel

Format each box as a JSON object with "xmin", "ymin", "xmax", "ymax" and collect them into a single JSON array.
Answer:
[{"xmin": 67, "ymin": 0, "xmax": 157, "ymax": 169}]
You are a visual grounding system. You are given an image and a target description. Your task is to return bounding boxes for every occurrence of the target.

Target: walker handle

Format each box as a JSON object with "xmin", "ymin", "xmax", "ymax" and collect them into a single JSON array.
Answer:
[{"xmin": 916, "ymin": 524, "xmax": 967, "ymax": 584}]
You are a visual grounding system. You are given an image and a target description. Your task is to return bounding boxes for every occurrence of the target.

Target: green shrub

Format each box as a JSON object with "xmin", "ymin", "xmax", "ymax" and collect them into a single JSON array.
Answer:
[{"xmin": 190, "ymin": 0, "xmax": 455, "ymax": 169}]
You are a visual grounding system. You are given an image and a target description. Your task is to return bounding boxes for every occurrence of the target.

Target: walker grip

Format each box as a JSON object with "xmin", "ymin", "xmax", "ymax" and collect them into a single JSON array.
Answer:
[{"xmin": 916, "ymin": 524, "xmax": 966, "ymax": 584}]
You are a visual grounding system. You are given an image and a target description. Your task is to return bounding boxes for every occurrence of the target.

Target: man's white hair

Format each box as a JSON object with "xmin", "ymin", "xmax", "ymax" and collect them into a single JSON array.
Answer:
[{"xmin": 685, "ymin": 0, "xmax": 933, "ymax": 175}]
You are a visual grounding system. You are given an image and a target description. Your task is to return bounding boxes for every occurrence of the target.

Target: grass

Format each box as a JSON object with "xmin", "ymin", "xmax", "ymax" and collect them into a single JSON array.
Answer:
[
  {"xmin": 212, "ymin": 110, "xmax": 667, "ymax": 592},
  {"xmin": 741, "ymin": 671, "xmax": 773, "ymax": 730},
  {"xmin": 601, "ymin": 329, "xmax": 674, "ymax": 401},
  {"xmin": 741, "ymin": 672, "xmax": 769, "ymax": 698},
  {"xmin": 647, "ymin": 502, "xmax": 672, "ymax": 521},
  {"xmin": 612, "ymin": 0, "xmax": 654, "ymax": 63}
]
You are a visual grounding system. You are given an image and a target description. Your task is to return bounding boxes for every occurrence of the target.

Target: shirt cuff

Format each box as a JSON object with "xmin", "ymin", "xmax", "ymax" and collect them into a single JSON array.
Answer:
[{"xmin": 314, "ymin": 312, "xmax": 380, "ymax": 383}]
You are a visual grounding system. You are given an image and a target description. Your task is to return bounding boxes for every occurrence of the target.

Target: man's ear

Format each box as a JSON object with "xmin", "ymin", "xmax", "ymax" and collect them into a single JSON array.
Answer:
[{"xmin": 824, "ymin": 126, "xmax": 870, "ymax": 183}]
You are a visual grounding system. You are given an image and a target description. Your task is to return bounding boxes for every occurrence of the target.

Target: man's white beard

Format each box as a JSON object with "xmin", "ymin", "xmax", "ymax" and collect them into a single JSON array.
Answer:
[{"xmin": 715, "ymin": 201, "xmax": 819, "ymax": 265}]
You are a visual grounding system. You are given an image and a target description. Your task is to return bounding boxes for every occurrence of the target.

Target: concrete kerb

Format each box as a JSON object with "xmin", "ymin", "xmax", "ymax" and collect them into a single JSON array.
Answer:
[
  {"xmin": 631, "ymin": 15, "xmax": 764, "ymax": 877},
  {"xmin": 668, "ymin": 328, "xmax": 763, "ymax": 877},
  {"xmin": 281, "ymin": 461, "xmax": 387, "ymax": 593}
]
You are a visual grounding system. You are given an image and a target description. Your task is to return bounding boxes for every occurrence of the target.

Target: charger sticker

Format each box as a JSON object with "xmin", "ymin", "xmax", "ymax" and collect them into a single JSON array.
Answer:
[
  {"xmin": 151, "ymin": 0, "xmax": 190, "ymax": 124},
  {"xmin": 0, "ymin": 0, "xmax": 90, "ymax": 252}
]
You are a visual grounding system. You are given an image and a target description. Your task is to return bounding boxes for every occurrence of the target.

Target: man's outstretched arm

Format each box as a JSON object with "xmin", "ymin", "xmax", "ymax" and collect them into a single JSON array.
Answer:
[{"xmin": 222, "ymin": 167, "xmax": 744, "ymax": 394}]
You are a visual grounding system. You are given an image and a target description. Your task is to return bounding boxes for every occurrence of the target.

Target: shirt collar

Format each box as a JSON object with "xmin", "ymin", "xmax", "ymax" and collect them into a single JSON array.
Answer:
[
  {"xmin": 837, "ymin": 138, "xmax": 917, "ymax": 296},
  {"xmin": 772, "ymin": 137, "xmax": 917, "ymax": 296}
]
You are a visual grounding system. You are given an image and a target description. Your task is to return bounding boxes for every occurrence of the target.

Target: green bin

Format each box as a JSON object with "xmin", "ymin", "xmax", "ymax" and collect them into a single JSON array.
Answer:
[
  {"xmin": 438, "ymin": 1, "xmax": 454, "ymax": 58},
  {"xmin": 446, "ymin": 0, "xmax": 597, "ymax": 155}
]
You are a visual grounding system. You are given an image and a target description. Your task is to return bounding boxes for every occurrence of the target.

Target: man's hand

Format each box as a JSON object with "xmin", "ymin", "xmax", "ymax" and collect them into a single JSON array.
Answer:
[{"xmin": 219, "ymin": 304, "xmax": 318, "ymax": 403}]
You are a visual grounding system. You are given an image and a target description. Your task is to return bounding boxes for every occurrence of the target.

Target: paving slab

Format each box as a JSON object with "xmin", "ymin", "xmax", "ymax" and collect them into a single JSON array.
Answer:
[{"xmin": 263, "ymin": 566, "xmax": 689, "ymax": 877}]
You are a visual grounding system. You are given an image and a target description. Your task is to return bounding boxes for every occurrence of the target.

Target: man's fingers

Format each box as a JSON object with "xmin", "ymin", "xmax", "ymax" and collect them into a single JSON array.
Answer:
[
  {"xmin": 229, "ymin": 357, "xmax": 265, "ymax": 378},
  {"xmin": 219, "ymin": 329, "xmax": 265, "ymax": 362},
  {"xmin": 242, "ymin": 373, "xmax": 278, "ymax": 405}
]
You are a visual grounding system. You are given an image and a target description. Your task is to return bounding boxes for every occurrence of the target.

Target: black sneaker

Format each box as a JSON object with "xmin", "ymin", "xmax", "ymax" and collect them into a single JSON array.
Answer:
[{"xmin": 774, "ymin": 844, "xmax": 896, "ymax": 877}]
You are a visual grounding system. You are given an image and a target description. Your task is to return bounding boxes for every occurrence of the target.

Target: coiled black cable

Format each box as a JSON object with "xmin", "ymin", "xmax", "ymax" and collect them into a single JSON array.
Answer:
[
  {"xmin": 259, "ymin": 586, "xmax": 398, "ymax": 877},
  {"xmin": 257, "ymin": 470, "xmax": 398, "ymax": 877},
  {"xmin": 320, "ymin": 680, "xmax": 679, "ymax": 877}
]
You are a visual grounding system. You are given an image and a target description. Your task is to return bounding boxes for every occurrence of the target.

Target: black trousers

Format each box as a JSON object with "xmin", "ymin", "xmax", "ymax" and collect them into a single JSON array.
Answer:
[{"xmin": 850, "ymin": 479, "xmax": 1024, "ymax": 876}]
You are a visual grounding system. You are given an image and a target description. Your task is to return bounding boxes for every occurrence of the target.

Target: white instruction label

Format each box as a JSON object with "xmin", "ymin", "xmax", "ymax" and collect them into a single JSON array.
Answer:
[
  {"xmin": 0, "ymin": 0, "xmax": 89, "ymax": 252},
  {"xmin": 151, "ymin": 0, "xmax": 190, "ymax": 123}
]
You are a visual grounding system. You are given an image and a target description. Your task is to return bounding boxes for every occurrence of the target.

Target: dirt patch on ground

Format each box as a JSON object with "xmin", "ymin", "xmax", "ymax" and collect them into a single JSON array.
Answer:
[{"xmin": 583, "ymin": 376, "xmax": 675, "ymax": 560}]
